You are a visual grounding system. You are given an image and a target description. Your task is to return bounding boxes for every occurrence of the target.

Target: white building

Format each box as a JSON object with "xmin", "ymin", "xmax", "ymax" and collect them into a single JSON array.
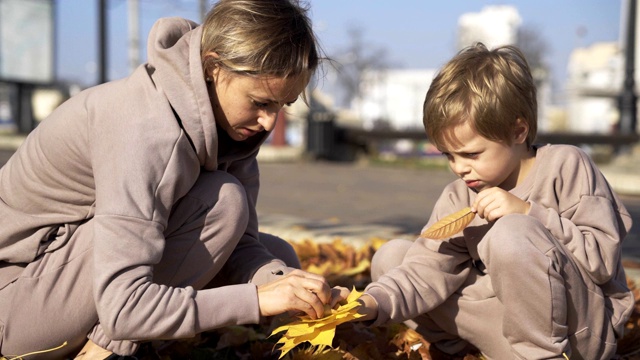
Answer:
[
  {"xmin": 355, "ymin": 5, "xmax": 554, "ymax": 132},
  {"xmin": 566, "ymin": 42, "xmax": 622, "ymax": 133},
  {"xmin": 457, "ymin": 5, "xmax": 521, "ymax": 50},
  {"xmin": 562, "ymin": 0, "xmax": 640, "ymax": 135},
  {"xmin": 356, "ymin": 69, "xmax": 436, "ymax": 130}
]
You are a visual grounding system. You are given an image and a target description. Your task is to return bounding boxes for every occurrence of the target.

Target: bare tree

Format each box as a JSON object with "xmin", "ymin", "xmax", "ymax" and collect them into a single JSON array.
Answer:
[
  {"xmin": 331, "ymin": 25, "xmax": 388, "ymax": 107},
  {"xmin": 516, "ymin": 24, "xmax": 551, "ymax": 85}
]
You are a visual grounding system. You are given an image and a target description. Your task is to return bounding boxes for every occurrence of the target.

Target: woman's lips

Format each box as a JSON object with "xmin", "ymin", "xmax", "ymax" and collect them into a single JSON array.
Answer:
[{"xmin": 239, "ymin": 127, "xmax": 259, "ymax": 138}]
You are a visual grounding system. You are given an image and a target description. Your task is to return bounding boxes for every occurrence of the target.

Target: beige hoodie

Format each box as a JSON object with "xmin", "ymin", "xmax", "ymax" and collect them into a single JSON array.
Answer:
[
  {"xmin": 366, "ymin": 144, "xmax": 634, "ymax": 343},
  {"xmin": 0, "ymin": 17, "xmax": 286, "ymax": 341}
]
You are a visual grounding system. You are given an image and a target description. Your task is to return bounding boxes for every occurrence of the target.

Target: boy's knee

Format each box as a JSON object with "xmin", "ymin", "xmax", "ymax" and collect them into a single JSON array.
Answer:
[
  {"xmin": 479, "ymin": 214, "xmax": 552, "ymax": 268},
  {"xmin": 490, "ymin": 214, "xmax": 541, "ymax": 237},
  {"xmin": 371, "ymin": 239, "xmax": 412, "ymax": 281}
]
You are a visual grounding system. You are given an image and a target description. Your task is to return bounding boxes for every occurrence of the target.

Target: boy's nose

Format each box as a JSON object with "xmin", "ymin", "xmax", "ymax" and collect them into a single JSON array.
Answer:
[{"xmin": 450, "ymin": 160, "xmax": 469, "ymax": 175}]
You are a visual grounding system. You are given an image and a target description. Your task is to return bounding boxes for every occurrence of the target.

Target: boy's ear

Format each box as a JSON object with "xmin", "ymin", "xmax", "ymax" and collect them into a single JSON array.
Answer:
[{"xmin": 513, "ymin": 118, "xmax": 529, "ymax": 144}]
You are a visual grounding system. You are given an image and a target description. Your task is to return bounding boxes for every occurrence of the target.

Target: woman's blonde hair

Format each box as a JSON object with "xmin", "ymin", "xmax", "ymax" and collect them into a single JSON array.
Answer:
[
  {"xmin": 423, "ymin": 42, "xmax": 537, "ymax": 149},
  {"xmin": 201, "ymin": 0, "xmax": 320, "ymax": 84}
]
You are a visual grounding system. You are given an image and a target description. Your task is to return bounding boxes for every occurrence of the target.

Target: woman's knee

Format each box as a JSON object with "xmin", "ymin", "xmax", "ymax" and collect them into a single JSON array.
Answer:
[
  {"xmin": 371, "ymin": 239, "xmax": 412, "ymax": 281},
  {"xmin": 259, "ymin": 232, "xmax": 301, "ymax": 269},
  {"xmin": 198, "ymin": 171, "xmax": 247, "ymax": 211},
  {"xmin": 178, "ymin": 171, "xmax": 249, "ymax": 235}
]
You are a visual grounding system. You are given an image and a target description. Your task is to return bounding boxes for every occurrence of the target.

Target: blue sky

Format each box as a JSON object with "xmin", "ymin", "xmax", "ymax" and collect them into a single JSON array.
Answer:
[{"xmin": 55, "ymin": 0, "xmax": 622, "ymax": 96}]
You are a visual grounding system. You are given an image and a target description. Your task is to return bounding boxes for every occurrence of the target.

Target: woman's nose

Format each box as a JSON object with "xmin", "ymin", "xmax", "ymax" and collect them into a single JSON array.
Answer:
[{"xmin": 258, "ymin": 110, "xmax": 278, "ymax": 132}]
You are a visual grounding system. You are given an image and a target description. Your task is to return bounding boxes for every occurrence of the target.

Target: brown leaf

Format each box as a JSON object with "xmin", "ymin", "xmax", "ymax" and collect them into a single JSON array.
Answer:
[{"xmin": 420, "ymin": 207, "xmax": 475, "ymax": 240}]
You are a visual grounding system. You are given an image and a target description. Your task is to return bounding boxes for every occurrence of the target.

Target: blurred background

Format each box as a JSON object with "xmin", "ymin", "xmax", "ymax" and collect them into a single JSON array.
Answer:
[{"xmin": 0, "ymin": 0, "xmax": 637, "ymax": 162}]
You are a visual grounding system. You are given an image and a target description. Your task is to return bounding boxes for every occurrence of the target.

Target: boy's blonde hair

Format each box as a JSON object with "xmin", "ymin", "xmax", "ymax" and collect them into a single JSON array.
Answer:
[
  {"xmin": 200, "ymin": 0, "xmax": 320, "ymax": 84},
  {"xmin": 423, "ymin": 42, "xmax": 537, "ymax": 149}
]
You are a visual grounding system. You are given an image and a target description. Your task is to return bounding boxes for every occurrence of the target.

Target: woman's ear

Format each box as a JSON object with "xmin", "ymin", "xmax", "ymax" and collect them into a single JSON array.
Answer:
[
  {"xmin": 203, "ymin": 51, "xmax": 220, "ymax": 81},
  {"xmin": 513, "ymin": 118, "xmax": 529, "ymax": 144}
]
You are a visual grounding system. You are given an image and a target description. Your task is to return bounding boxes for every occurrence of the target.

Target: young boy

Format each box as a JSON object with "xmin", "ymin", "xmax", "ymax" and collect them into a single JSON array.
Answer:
[{"xmin": 356, "ymin": 43, "xmax": 635, "ymax": 359}]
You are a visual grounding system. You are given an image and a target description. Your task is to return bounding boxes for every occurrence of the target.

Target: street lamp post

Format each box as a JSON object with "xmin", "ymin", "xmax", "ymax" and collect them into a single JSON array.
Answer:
[
  {"xmin": 618, "ymin": 0, "xmax": 638, "ymax": 135},
  {"xmin": 98, "ymin": 0, "xmax": 108, "ymax": 84}
]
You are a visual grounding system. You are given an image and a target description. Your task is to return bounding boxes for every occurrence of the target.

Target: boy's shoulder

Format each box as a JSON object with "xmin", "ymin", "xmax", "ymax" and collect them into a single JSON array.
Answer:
[{"xmin": 536, "ymin": 143, "xmax": 593, "ymax": 168}]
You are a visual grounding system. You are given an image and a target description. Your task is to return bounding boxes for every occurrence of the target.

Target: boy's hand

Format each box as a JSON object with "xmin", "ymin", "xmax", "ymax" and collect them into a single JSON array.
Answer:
[
  {"xmin": 329, "ymin": 286, "xmax": 352, "ymax": 308},
  {"xmin": 356, "ymin": 293, "xmax": 379, "ymax": 322},
  {"xmin": 472, "ymin": 187, "xmax": 530, "ymax": 222}
]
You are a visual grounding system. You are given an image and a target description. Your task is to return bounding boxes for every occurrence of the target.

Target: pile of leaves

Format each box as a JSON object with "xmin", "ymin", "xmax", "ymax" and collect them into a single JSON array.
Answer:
[{"xmin": 126, "ymin": 238, "xmax": 640, "ymax": 360}]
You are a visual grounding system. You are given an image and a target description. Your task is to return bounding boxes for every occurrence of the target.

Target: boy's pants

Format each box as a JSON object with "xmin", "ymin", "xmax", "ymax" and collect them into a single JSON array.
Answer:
[
  {"xmin": 0, "ymin": 171, "xmax": 300, "ymax": 359},
  {"xmin": 372, "ymin": 214, "xmax": 622, "ymax": 360}
]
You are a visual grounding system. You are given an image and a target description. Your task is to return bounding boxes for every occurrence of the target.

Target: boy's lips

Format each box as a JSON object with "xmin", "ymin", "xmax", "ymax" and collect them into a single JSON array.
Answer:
[{"xmin": 465, "ymin": 180, "xmax": 480, "ymax": 188}]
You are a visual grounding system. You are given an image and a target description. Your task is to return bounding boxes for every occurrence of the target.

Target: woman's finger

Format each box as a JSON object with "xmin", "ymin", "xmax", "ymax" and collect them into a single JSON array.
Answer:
[
  {"xmin": 291, "ymin": 284, "xmax": 327, "ymax": 318},
  {"xmin": 287, "ymin": 270, "xmax": 332, "ymax": 305}
]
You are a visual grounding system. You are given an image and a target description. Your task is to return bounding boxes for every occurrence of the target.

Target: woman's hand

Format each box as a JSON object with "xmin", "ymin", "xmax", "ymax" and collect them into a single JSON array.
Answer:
[
  {"xmin": 472, "ymin": 187, "xmax": 530, "ymax": 222},
  {"xmin": 257, "ymin": 269, "xmax": 332, "ymax": 319}
]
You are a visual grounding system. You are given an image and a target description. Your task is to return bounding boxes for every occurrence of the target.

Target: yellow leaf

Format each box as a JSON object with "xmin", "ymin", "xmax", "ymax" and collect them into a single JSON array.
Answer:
[
  {"xmin": 340, "ymin": 259, "xmax": 370, "ymax": 277},
  {"xmin": 306, "ymin": 263, "xmax": 331, "ymax": 275},
  {"xmin": 420, "ymin": 207, "xmax": 475, "ymax": 240},
  {"xmin": 270, "ymin": 288, "xmax": 365, "ymax": 359}
]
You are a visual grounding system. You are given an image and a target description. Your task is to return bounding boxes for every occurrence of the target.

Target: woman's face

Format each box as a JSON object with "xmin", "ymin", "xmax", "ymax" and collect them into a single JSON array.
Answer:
[{"xmin": 209, "ymin": 67, "xmax": 307, "ymax": 142}]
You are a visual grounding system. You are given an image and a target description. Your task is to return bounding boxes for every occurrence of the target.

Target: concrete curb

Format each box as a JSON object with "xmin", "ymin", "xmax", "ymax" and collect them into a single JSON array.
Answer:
[
  {"xmin": 601, "ymin": 167, "xmax": 640, "ymax": 196},
  {"xmin": 2, "ymin": 134, "xmax": 640, "ymax": 195},
  {"xmin": 0, "ymin": 133, "xmax": 25, "ymax": 151}
]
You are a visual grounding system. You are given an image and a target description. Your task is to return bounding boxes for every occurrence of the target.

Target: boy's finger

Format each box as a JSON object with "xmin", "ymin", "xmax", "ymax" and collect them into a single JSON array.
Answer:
[{"xmin": 330, "ymin": 287, "xmax": 351, "ymax": 307}]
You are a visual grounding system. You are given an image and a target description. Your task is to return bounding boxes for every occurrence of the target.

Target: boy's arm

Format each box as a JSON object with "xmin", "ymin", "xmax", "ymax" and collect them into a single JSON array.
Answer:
[
  {"xmin": 363, "ymin": 184, "xmax": 474, "ymax": 326},
  {"xmin": 356, "ymin": 293, "xmax": 379, "ymax": 321},
  {"xmin": 527, "ymin": 145, "xmax": 633, "ymax": 285},
  {"xmin": 528, "ymin": 195, "xmax": 630, "ymax": 285}
]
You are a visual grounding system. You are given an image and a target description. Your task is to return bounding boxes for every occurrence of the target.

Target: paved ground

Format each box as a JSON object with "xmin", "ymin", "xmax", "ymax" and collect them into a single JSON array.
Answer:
[
  {"xmin": 2, "ymin": 148, "xmax": 640, "ymax": 280},
  {"xmin": 255, "ymin": 160, "xmax": 640, "ymax": 259}
]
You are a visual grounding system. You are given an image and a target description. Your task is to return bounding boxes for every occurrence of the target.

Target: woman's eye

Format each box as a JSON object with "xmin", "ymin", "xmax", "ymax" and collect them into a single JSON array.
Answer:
[{"xmin": 253, "ymin": 100, "xmax": 268, "ymax": 108}]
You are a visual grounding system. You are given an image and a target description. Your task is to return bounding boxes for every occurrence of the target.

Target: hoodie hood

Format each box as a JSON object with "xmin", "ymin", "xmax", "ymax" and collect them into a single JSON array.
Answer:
[{"xmin": 145, "ymin": 17, "xmax": 268, "ymax": 171}]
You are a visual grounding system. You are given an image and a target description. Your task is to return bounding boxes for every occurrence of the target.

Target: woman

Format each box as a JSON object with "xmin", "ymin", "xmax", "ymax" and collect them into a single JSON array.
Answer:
[{"xmin": 0, "ymin": 0, "xmax": 345, "ymax": 358}]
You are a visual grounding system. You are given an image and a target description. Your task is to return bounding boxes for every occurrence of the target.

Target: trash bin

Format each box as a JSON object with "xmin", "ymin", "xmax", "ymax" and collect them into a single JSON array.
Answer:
[{"xmin": 306, "ymin": 111, "xmax": 335, "ymax": 159}]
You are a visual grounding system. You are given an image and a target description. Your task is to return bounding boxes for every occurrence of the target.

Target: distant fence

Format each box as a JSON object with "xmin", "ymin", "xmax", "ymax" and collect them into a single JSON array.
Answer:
[{"xmin": 306, "ymin": 119, "xmax": 640, "ymax": 161}]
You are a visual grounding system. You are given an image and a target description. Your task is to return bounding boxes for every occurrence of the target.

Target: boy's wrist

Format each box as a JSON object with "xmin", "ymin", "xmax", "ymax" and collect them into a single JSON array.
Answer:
[{"xmin": 357, "ymin": 293, "xmax": 379, "ymax": 321}]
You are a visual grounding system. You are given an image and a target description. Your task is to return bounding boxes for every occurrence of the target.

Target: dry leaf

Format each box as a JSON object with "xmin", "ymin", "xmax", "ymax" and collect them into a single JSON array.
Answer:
[
  {"xmin": 1, "ymin": 342, "xmax": 67, "ymax": 360},
  {"xmin": 390, "ymin": 327, "xmax": 431, "ymax": 358},
  {"xmin": 420, "ymin": 207, "xmax": 475, "ymax": 240},
  {"xmin": 270, "ymin": 288, "xmax": 365, "ymax": 359}
]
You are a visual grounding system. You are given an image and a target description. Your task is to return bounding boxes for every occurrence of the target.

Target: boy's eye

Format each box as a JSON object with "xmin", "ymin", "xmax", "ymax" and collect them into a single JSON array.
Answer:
[
  {"xmin": 441, "ymin": 152, "xmax": 453, "ymax": 161},
  {"xmin": 463, "ymin": 153, "xmax": 479, "ymax": 159}
]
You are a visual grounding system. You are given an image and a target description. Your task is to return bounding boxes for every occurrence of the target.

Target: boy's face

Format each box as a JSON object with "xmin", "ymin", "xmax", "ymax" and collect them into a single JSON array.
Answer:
[{"xmin": 438, "ymin": 121, "xmax": 528, "ymax": 192}]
